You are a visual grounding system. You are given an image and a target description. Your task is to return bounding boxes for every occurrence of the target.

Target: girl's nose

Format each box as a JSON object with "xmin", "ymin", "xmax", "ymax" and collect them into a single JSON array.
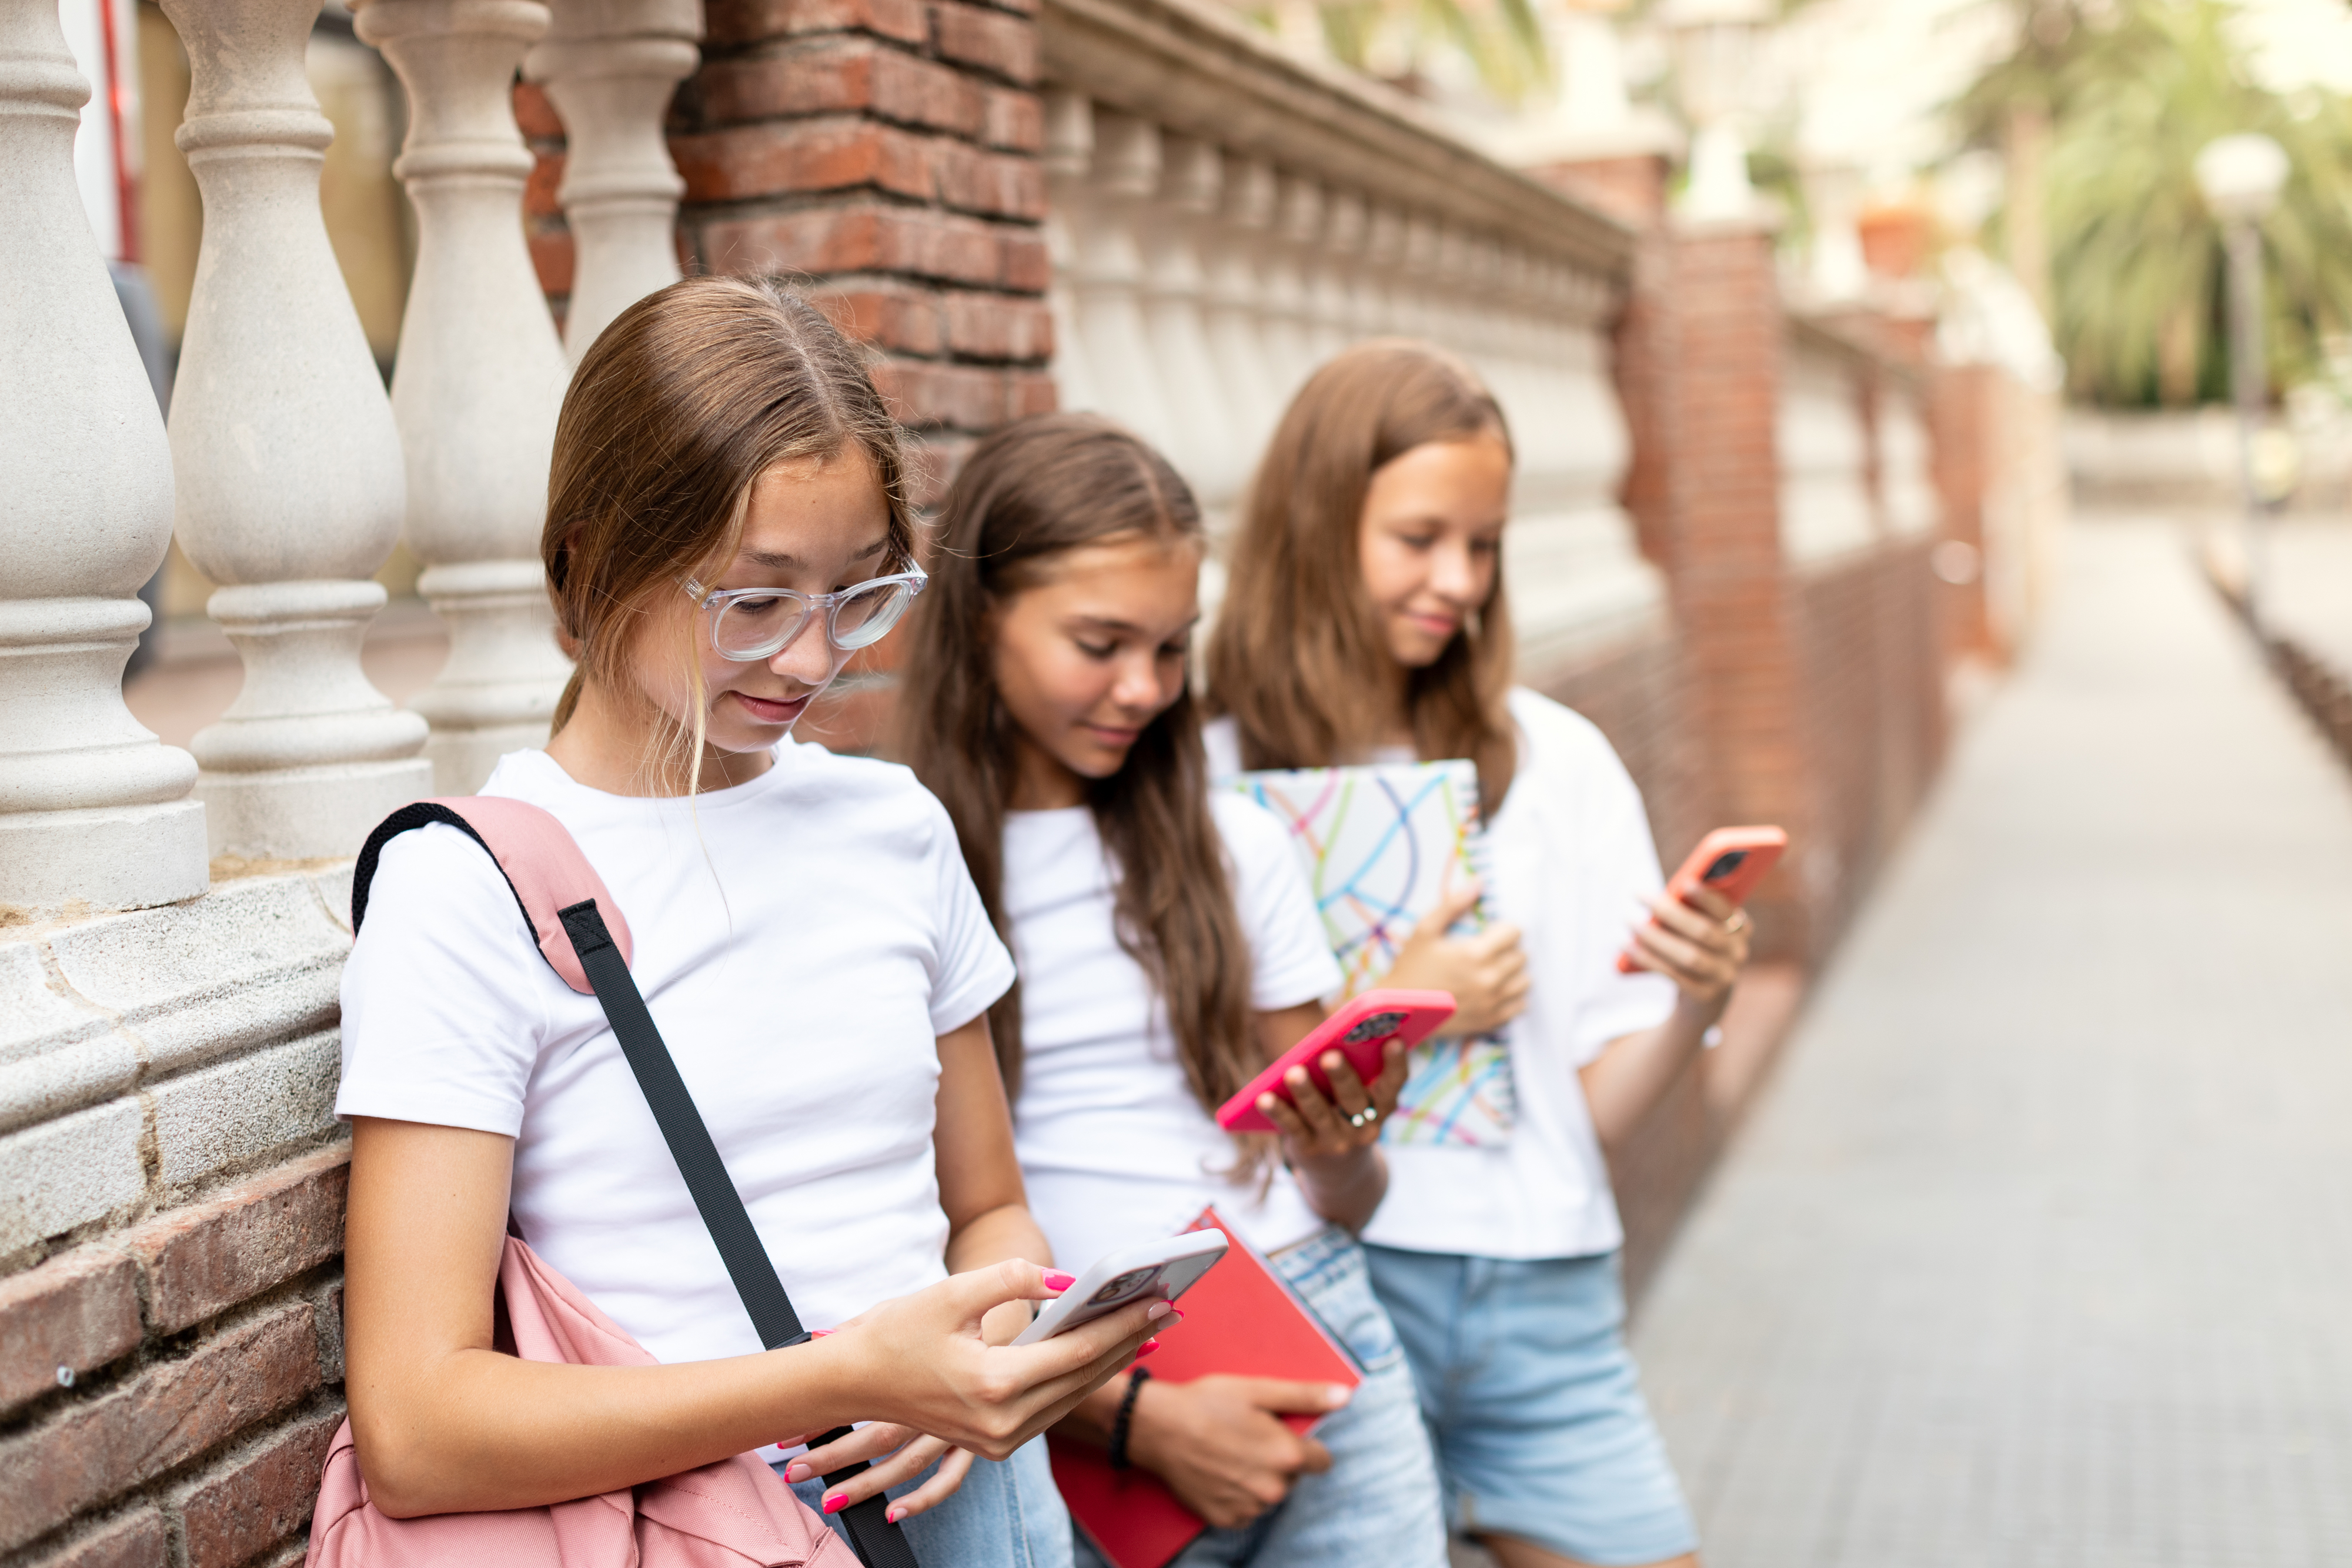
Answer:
[{"xmin": 767, "ymin": 616, "xmax": 841, "ymax": 688}]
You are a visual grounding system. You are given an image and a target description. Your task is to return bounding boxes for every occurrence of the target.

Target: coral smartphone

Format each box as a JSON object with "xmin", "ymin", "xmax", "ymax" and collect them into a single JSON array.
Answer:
[
  {"xmin": 1213, "ymin": 988, "xmax": 1457, "ymax": 1135},
  {"xmin": 1010, "ymin": 1231, "xmax": 1230, "ymax": 1346},
  {"xmin": 1616, "ymin": 825, "xmax": 1788, "ymax": 974}
]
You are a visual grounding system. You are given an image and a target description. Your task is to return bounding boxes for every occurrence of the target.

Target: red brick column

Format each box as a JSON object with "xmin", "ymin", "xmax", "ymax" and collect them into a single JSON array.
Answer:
[
  {"xmin": 1933, "ymin": 362, "xmax": 2000, "ymax": 661},
  {"xmin": 1657, "ymin": 222, "xmax": 1818, "ymax": 962}
]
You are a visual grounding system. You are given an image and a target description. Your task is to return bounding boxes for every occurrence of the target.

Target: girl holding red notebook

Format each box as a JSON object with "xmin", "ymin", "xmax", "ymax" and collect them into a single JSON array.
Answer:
[
  {"xmin": 898, "ymin": 414, "xmax": 1509, "ymax": 1567},
  {"xmin": 1205, "ymin": 342, "xmax": 1755, "ymax": 1568}
]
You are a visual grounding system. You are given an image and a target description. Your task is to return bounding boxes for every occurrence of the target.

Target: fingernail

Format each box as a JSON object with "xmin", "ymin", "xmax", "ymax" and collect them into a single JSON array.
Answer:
[
  {"xmin": 1132, "ymin": 1338, "xmax": 1161, "ymax": 1360},
  {"xmin": 811, "ymin": 1328, "xmax": 834, "ymax": 1338},
  {"xmin": 1327, "ymin": 1384, "xmax": 1353, "ymax": 1408},
  {"xmin": 823, "ymin": 1492, "xmax": 848, "ymax": 1515},
  {"xmin": 1147, "ymin": 1301, "xmax": 1174, "ymax": 1320},
  {"xmin": 887, "ymin": 1507, "xmax": 906, "ymax": 1524},
  {"xmin": 1258, "ymin": 1093, "xmax": 1278, "ymax": 1111},
  {"xmin": 1042, "ymin": 1270, "xmax": 1076, "ymax": 1292},
  {"xmin": 1165, "ymin": 1308, "xmax": 1185, "ymax": 1325},
  {"xmin": 784, "ymin": 1461, "xmax": 811, "ymax": 1483}
]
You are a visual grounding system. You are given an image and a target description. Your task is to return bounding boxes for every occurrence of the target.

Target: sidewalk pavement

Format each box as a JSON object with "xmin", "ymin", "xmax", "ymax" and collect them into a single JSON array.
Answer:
[{"xmin": 1628, "ymin": 516, "xmax": 2352, "ymax": 1567}]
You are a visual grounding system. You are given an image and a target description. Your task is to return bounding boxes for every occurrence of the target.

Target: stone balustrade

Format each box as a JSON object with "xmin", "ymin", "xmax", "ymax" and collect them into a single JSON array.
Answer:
[
  {"xmin": 1038, "ymin": 0, "xmax": 1663, "ymax": 667},
  {"xmin": 1779, "ymin": 319, "xmax": 1879, "ymax": 567},
  {"xmin": 1880, "ymin": 379, "xmax": 1938, "ymax": 540}
]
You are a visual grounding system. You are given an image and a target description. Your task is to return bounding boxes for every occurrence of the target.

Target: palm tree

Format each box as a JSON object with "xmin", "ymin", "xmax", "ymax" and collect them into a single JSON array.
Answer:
[{"xmin": 1956, "ymin": 0, "xmax": 2352, "ymax": 406}]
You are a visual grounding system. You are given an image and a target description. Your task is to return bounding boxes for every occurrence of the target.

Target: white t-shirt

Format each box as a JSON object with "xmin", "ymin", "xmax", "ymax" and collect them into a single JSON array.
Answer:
[
  {"xmin": 1005, "ymin": 793, "xmax": 1344, "ymax": 1272},
  {"xmin": 1205, "ymin": 688, "xmax": 1675, "ymax": 1261},
  {"xmin": 336, "ymin": 743, "xmax": 1015, "ymax": 1366}
]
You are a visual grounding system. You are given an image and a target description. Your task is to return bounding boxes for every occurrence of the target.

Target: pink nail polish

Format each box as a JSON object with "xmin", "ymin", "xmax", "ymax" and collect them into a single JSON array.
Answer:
[
  {"xmin": 784, "ymin": 1462, "xmax": 811, "ymax": 1483},
  {"xmin": 886, "ymin": 1507, "xmax": 906, "ymax": 1524},
  {"xmin": 822, "ymin": 1493, "xmax": 848, "ymax": 1515},
  {"xmin": 1042, "ymin": 1270, "xmax": 1076, "ymax": 1292},
  {"xmin": 1165, "ymin": 1309, "xmax": 1185, "ymax": 1325},
  {"xmin": 1132, "ymin": 1338, "xmax": 1161, "ymax": 1362}
]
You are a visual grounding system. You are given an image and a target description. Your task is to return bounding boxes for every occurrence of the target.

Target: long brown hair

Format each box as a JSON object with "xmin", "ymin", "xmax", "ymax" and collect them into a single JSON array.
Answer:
[
  {"xmin": 542, "ymin": 275, "xmax": 916, "ymax": 784},
  {"xmin": 895, "ymin": 414, "xmax": 1257, "ymax": 1115},
  {"xmin": 1206, "ymin": 339, "xmax": 1519, "ymax": 811}
]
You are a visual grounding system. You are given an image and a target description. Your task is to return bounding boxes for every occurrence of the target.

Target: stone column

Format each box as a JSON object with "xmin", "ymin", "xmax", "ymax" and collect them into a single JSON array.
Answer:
[
  {"xmin": 1070, "ymin": 111, "xmax": 1178, "ymax": 459},
  {"xmin": 524, "ymin": 0, "xmax": 700, "ymax": 359},
  {"xmin": 1202, "ymin": 155, "xmax": 1279, "ymax": 457},
  {"xmin": 162, "ymin": 0, "xmax": 430, "ymax": 861},
  {"xmin": 0, "ymin": 0, "xmax": 208, "ymax": 913},
  {"xmin": 357, "ymin": 0, "xmax": 573, "ymax": 794},
  {"xmin": 1138, "ymin": 135, "xmax": 1237, "ymax": 508}
]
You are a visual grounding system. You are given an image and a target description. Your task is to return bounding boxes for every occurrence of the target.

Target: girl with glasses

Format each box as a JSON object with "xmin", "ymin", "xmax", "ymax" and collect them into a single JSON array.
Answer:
[
  {"xmin": 897, "ymin": 413, "xmax": 1491, "ymax": 1568},
  {"xmin": 333, "ymin": 278, "xmax": 1162, "ymax": 1567}
]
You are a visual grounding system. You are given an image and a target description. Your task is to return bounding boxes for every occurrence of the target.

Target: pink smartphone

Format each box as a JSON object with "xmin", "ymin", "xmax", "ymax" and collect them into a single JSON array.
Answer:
[
  {"xmin": 1616, "ymin": 825, "xmax": 1788, "ymax": 974},
  {"xmin": 1215, "ymin": 988, "xmax": 1457, "ymax": 1134}
]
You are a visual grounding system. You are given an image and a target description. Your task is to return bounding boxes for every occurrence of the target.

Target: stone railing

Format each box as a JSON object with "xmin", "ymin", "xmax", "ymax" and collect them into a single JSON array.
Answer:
[
  {"xmin": 1037, "ymin": 0, "xmax": 1663, "ymax": 668},
  {"xmin": 1778, "ymin": 317, "xmax": 1879, "ymax": 567}
]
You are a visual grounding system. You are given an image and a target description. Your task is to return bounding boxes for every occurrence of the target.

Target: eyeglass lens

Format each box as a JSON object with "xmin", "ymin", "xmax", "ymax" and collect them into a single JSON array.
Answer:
[{"xmin": 711, "ymin": 579, "xmax": 915, "ymax": 659}]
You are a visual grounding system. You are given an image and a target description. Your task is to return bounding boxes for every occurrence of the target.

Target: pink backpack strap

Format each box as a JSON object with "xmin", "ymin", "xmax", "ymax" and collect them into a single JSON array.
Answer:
[{"xmin": 351, "ymin": 797, "xmax": 634, "ymax": 994}]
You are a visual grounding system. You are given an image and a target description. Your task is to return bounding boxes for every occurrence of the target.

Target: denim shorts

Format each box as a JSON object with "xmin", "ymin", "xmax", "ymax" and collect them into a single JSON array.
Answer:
[
  {"xmin": 1073, "ymin": 1226, "xmax": 1449, "ymax": 1568},
  {"xmin": 778, "ymin": 1434, "xmax": 1070, "ymax": 1568},
  {"xmin": 1363, "ymin": 1245, "xmax": 1698, "ymax": 1567}
]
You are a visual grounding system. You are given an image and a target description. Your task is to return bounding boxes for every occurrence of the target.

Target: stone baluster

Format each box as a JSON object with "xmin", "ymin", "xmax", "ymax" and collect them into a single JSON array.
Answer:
[
  {"xmin": 1072, "ymin": 111, "xmax": 1181, "ymax": 457},
  {"xmin": 1396, "ymin": 215, "xmax": 1442, "ymax": 342},
  {"xmin": 0, "ymin": 0, "xmax": 208, "ymax": 913},
  {"xmin": 356, "ymin": 0, "xmax": 573, "ymax": 794},
  {"xmin": 524, "ymin": 0, "xmax": 701, "ymax": 359},
  {"xmin": 1314, "ymin": 189, "xmax": 1365, "ymax": 359},
  {"xmin": 160, "ymin": 0, "xmax": 429, "ymax": 860},
  {"xmin": 1202, "ymin": 154, "xmax": 1280, "ymax": 455},
  {"xmin": 1139, "ymin": 135, "xmax": 1241, "ymax": 509},
  {"xmin": 1260, "ymin": 174, "xmax": 1321, "ymax": 394},
  {"xmin": 1359, "ymin": 204, "xmax": 1405, "ymax": 336},
  {"xmin": 1042, "ymin": 89, "xmax": 1098, "ymax": 417}
]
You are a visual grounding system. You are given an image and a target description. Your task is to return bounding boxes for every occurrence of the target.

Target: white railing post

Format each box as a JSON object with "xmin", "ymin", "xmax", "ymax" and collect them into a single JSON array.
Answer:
[
  {"xmin": 0, "ymin": 0, "xmax": 208, "ymax": 913},
  {"xmin": 357, "ymin": 0, "xmax": 574, "ymax": 795},
  {"xmin": 1140, "ymin": 134, "xmax": 1238, "ymax": 507},
  {"xmin": 524, "ymin": 0, "xmax": 701, "ymax": 359},
  {"xmin": 161, "ymin": 0, "xmax": 429, "ymax": 861},
  {"xmin": 1043, "ymin": 88, "xmax": 1098, "ymax": 417},
  {"xmin": 1202, "ymin": 153, "xmax": 1280, "ymax": 460},
  {"xmin": 1261, "ymin": 173, "xmax": 1321, "ymax": 396},
  {"xmin": 1071, "ymin": 109, "xmax": 1179, "ymax": 460}
]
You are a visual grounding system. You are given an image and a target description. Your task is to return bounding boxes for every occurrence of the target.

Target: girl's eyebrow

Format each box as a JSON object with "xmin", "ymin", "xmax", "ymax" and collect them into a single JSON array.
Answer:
[
  {"xmin": 1068, "ymin": 613, "xmax": 1201, "ymax": 636},
  {"xmin": 738, "ymin": 539, "xmax": 888, "ymax": 570}
]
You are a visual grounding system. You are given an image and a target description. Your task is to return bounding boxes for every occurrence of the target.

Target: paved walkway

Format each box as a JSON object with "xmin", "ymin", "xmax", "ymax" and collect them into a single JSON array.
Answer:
[{"xmin": 1629, "ymin": 517, "xmax": 2352, "ymax": 1567}]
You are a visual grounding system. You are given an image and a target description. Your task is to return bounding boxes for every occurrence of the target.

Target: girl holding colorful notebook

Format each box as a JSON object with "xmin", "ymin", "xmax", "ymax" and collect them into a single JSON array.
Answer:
[{"xmin": 1205, "ymin": 342, "xmax": 1755, "ymax": 1568}]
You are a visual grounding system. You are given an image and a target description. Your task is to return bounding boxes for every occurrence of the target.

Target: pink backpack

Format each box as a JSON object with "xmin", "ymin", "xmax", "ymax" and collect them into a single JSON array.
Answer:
[{"xmin": 310, "ymin": 797, "xmax": 903, "ymax": 1568}]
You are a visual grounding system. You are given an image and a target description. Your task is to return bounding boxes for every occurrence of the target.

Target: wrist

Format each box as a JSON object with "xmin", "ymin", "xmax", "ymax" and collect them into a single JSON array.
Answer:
[{"xmin": 1672, "ymin": 987, "xmax": 1729, "ymax": 1032}]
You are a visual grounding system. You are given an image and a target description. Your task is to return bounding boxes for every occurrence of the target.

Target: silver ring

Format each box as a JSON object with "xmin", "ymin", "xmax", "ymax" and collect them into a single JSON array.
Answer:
[{"xmin": 1348, "ymin": 1107, "xmax": 1379, "ymax": 1129}]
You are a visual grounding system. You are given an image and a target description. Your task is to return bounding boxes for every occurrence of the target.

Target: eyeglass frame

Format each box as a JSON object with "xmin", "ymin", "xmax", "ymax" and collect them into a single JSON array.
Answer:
[{"xmin": 678, "ymin": 568, "xmax": 930, "ymax": 663}]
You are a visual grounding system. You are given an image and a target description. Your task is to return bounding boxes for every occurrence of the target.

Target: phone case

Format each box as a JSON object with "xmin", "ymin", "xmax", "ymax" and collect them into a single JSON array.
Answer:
[
  {"xmin": 1616, "ymin": 825, "xmax": 1788, "ymax": 974},
  {"xmin": 1009, "ymin": 1230, "xmax": 1230, "ymax": 1346},
  {"xmin": 1214, "ymin": 988, "xmax": 1457, "ymax": 1134}
]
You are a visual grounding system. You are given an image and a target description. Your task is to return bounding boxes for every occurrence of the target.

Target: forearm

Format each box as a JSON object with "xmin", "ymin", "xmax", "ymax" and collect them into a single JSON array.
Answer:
[
  {"xmin": 945, "ymin": 1200, "xmax": 1052, "ymax": 1272},
  {"xmin": 1578, "ymin": 992, "xmax": 1722, "ymax": 1152},
  {"xmin": 1291, "ymin": 1146, "xmax": 1388, "ymax": 1233},
  {"xmin": 354, "ymin": 1336, "xmax": 867, "ymax": 1517}
]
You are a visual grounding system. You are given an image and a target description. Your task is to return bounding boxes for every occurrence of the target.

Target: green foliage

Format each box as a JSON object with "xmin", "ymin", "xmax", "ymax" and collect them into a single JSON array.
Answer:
[
  {"xmin": 1960, "ymin": 0, "xmax": 2352, "ymax": 406},
  {"xmin": 1249, "ymin": 0, "xmax": 1552, "ymax": 103}
]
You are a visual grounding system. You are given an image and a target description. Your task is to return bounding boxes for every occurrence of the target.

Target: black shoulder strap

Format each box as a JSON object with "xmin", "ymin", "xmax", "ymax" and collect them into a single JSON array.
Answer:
[{"xmin": 554, "ymin": 899, "xmax": 920, "ymax": 1568}]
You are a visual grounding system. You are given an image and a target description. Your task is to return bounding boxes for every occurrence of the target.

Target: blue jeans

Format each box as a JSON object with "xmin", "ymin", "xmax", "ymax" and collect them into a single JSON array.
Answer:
[
  {"xmin": 1364, "ymin": 1245, "xmax": 1699, "ymax": 1567},
  {"xmin": 1074, "ymin": 1227, "xmax": 1449, "ymax": 1568},
  {"xmin": 777, "ymin": 1435, "xmax": 1070, "ymax": 1568}
]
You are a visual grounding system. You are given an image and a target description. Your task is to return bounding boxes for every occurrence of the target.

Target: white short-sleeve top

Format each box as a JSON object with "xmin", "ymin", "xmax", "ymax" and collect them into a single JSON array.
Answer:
[
  {"xmin": 1205, "ymin": 688, "xmax": 1675, "ymax": 1261},
  {"xmin": 1004, "ymin": 792, "xmax": 1344, "ymax": 1272},
  {"xmin": 336, "ymin": 743, "xmax": 1016, "ymax": 1365}
]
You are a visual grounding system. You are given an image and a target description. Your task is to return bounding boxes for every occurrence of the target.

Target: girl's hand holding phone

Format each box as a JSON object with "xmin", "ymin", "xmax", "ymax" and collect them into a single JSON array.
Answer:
[
  {"xmin": 1255, "ymin": 1038, "xmax": 1408, "ymax": 1162},
  {"xmin": 783, "ymin": 1258, "xmax": 1171, "ymax": 1522},
  {"xmin": 1382, "ymin": 882, "xmax": 1529, "ymax": 1038},
  {"xmin": 1622, "ymin": 882, "xmax": 1750, "ymax": 1007}
]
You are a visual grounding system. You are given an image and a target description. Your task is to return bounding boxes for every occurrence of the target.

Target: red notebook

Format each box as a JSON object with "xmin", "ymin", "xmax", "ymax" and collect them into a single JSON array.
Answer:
[{"xmin": 1047, "ymin": 1208, "xmax": 1364, "ymax": 1568}]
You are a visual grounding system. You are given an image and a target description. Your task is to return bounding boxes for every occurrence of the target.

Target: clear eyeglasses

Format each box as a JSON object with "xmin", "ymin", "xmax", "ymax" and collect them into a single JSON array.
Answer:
[{"xmin": 679, "ymin": 569, "xmax": 928, "ymax": 663}]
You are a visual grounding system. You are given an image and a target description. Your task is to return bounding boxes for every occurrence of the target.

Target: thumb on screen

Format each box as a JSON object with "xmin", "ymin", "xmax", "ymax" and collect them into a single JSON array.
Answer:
[{"xmin": 1251, "ymin": 1379, "xmax": 1357, "ymax": 1416}]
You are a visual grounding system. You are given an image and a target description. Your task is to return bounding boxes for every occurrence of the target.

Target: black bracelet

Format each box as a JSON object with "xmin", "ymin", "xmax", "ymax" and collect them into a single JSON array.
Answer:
[{"xmin": 1108, "ymin": 1367, "xmax": 1152, "ymax": 1471}]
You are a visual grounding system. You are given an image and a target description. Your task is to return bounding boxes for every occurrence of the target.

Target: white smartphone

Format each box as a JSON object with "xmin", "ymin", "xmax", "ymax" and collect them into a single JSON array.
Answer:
[{"xmin": 1009, "ymin": 1230, "xmax": 1230, "ymax": 1347}]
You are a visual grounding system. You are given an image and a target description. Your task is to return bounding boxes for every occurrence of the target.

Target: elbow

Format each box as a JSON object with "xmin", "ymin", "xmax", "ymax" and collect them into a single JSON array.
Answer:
[{"xmin": 349, "ymin": 1405, "xmax": 461, "ymax": 1519}]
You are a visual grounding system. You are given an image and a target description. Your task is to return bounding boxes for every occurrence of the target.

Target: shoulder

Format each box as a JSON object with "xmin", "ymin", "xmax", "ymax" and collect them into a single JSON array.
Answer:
[
  {"xmin": 785, "ymin": 740, "xmax": 957, "ymax": 840},
  {"xmin": 1200, "ymin": 715, "xmax": 1242, "ymax": 780},
  {"xmin": 1501, "ymin": 688, "xmax": 1644, "ymax": 822},
  {"xmin": 1208, "ymin": 788, "xmax": 1295, "ymax": 869}
]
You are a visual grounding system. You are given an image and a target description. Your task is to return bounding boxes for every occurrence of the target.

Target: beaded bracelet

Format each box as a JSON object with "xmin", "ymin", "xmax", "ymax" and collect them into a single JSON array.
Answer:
[{"xmin": 1108, "ymin": 1366, "xmax": 1152, "ymax": 1470}]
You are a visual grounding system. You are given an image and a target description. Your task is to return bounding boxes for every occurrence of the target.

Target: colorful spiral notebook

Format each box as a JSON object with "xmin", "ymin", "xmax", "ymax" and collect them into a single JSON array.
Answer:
[
  {"xmin": 1225, "ymin": 761, "xmax": 1515, "ymax": 1147},
  {"xmin": 1046, "ymin": 1208, "xmax": 1364, "ymax": 1568}
]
